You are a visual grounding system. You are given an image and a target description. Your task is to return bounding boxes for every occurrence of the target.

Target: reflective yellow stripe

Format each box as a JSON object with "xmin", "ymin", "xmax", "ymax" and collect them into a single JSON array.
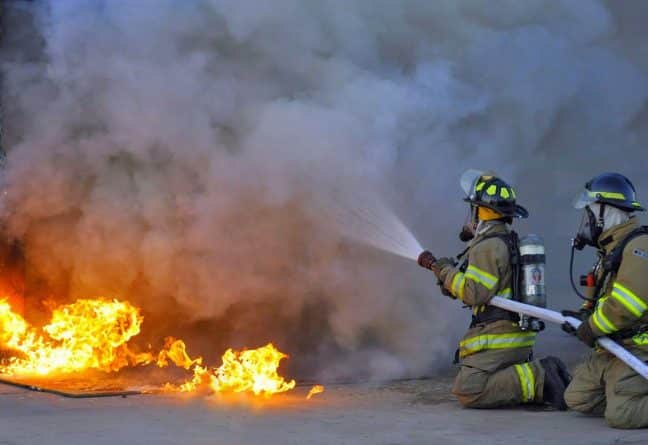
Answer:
[
  {"xmin": 611, "ymin": 282, "xmax": 647, "ymax": 318},
  {"xmin": 465, "ymin": 265, "xmax": 498, "ymax": 290},
  {"xmin": 514, "ymin": 363, "xmax": 536, "ymax": 403},
  {"xmin": 459, "ymin": 332, "xmax": 536, "ymax": 358},
  {"xmin": 500, "ymin": 188, "xmax": 510, "ymax": 199},
  {"xmin": 633, "ymin": 332, "xmax": 648, "ymax": 346},
  {"xmin": 472, "ymin": 305, "xmax": 486, "ymax": 315},
  {"xmin": 592, "ymin": 303, "xmax": 617, "ymax": 334},
  {"xmin": 486, "ymin": 185, "xmax": 497, "ymax": 196},
  {"xmin": 499, "ymin": 288, "xmax": 513, "ymax": 299},
  {"xmin": 588, "ymin": 191, "xmax": 626, "ymax": 200},
  {"xmin": 451, "ymin": 273, "xmax": 466, "ymax": 300}
]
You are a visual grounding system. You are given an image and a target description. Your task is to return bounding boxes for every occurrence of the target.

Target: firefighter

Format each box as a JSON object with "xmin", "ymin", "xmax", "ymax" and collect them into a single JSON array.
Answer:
[
  {"xmin": 562, "ymin": 172, "xmax": 648, "ymax": 429},
  {"xmin": 418, "ymin": 170, "xmax": 570, "ymax": 409}
]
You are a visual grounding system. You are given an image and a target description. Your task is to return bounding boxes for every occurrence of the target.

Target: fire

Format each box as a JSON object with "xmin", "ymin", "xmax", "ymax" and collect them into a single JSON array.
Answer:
[
  {"xmin": 306, "ymin": 384, "xmax": 324, "ymax": 399},
  {"xmin": 163, "ymin": 343, "xmax": 297, "ymax": 396},
  {"xmin": 0, "ymin": 298, "xmax": 152, "ymax": 376},
  {"xmin": 169, "ymin": 343, "xmax": 296, "ymax": 396},
  {"xmin": 0, "ymin": 297, "xmax": 322, "ymax": 399}
]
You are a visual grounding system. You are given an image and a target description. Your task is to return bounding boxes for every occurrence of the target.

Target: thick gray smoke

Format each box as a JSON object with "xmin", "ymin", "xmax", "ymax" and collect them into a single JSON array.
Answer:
[{"xmin": 1, "ymin": 0, "xmax": 648, "ymax": 380}]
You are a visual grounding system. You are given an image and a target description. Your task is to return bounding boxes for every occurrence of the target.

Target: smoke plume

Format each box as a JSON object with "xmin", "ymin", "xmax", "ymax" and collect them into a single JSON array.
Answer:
[{"xmin": 1, "ymin": 0, "xmax": 648, "ymax": 380}]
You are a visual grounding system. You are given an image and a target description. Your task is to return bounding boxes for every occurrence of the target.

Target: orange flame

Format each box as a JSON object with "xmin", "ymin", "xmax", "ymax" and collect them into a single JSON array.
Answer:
[
  {"xmin": 0, "ymin": 298, "xmax": 152, "ymax": 376},
  {"xmin": 0, "ymin": 297, "xmax": 322, "ymax": 399},
  {"xmin": 165, "ymin": 343, "xmax": 297, "ymax": 397},
  {"xmin": 306, "ymin": 384, "xmax": 324, "ymax": 399}
]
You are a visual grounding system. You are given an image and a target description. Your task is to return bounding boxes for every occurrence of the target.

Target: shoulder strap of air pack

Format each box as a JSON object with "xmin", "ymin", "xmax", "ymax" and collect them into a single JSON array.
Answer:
[
  {"xmin": 458, "ymin": 231, "xmax": 521, "ymax": 299},
  {"xmin": 602, "ymin": 226, "xmax": 648, "ymax": 275}
]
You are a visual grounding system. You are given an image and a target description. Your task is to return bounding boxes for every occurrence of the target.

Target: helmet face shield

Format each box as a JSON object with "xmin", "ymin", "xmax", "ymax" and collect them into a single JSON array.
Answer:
[
  {"xmin": 572, "ymin": 189, "xmax": 597, "ymax": 209},
  {"xmin": 460, "ymin": 169, "xmax": 486, "ymax": 199}
]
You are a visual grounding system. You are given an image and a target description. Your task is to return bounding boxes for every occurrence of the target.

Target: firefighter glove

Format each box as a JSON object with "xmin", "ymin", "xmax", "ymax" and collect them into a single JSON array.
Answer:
[
  {"xmin": 561, "ymin": 308, "xmax": 592, "ymax": 322},
  {"xmin": 432, "ymin": 257, "xmax": 456, "ymax": 275},
  {"xmin": 573, "ymin": 321, "xmax": 596, "ymax": 348}
]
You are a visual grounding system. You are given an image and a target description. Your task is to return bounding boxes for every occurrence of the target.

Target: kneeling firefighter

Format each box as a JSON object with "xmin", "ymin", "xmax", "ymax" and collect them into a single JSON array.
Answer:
[
  {"xmin": 418, "ymin": 170, "xmax": 570, "ymax": 409},
  {"xmin": 562, "ymin": 173, "xmax": 648, "ymax": 429}
]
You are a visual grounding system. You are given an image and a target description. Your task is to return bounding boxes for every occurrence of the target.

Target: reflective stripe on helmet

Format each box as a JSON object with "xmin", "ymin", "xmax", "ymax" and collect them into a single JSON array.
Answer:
[
  {"xmin": 514, "ymin": 363, "xmax": 536, "ymax": 402},
  {"xmin": 587, "ymin": 191, "xmax": 627, "ymax": 201},
  {"xmin": 465, "ymin": 265, "xmax": 498, "ymax": 290},
  {"xmin": 459, "ymin": 332, "xmax": 536, "ymax": 358},
  {"xmin": 611, "ymin": 282, "xmax": 647, "ymax": 318}
]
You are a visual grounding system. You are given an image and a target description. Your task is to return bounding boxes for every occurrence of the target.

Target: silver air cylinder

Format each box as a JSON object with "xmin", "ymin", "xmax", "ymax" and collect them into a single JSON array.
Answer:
[
  {"xmin": 519, "ymin": 234, "xmax": 546, "ymax": 308},
  {"xmin": 518, "ymin": 234, "xmax": 546, "ymax": 332}
]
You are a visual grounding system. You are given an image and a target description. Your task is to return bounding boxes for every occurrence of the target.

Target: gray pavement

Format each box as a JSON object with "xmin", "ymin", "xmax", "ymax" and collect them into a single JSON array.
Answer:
[{"xmin": 0, "ymin": 378, "xmax": 646, "ymax": 445}]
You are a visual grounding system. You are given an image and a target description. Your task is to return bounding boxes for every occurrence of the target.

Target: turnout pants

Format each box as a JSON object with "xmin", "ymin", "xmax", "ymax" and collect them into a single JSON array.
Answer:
[
  {"xmin": 453, "ymin": 347, "xmax": 545, "ymax": 408},
  {"xmin": 564, "ymin": 347, "xmax": 648, "ymax": 429}
]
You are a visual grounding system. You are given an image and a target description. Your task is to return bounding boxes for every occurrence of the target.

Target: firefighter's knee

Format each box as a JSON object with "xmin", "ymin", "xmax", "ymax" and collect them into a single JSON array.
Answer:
[
  {"xmin": 563, "ymin": 384, "xmax": 585, "ymax": 412},
  {"xmin": 605, "ymin": 372, "xmax": 648, "ymax": 429},
  {"xmin": 452, "ymin": 366, "xmax": 487, "ymax": 407}
]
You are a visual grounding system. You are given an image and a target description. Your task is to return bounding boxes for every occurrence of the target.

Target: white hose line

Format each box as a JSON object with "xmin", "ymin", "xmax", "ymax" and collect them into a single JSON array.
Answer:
[{"xmin": 489, "ymin": 296, "xmax": 648, "ymax": 380}]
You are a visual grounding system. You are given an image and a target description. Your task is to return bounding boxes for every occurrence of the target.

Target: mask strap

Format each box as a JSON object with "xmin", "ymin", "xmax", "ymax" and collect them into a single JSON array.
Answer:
[{"xmin": 597, "ymin": 204, "xmax": 605, "ymax": 229}]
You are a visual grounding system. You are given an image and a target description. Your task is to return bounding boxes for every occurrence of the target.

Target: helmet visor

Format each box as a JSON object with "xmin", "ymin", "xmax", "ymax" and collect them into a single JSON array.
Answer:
[
  {"xmin": 460, "ymin": 169, "xmax": 486, "ymax": 198},
  {"xmin": 572, "ymin": 189, "xmax": 597, "ymax": 209}
]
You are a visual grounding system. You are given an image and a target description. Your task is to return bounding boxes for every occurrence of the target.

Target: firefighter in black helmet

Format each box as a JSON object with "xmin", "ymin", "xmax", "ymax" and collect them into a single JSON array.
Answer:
[
  {"xmin": 563, "ymin": 172, "xmax": 648, "ymax": 429},
  {"xmin": 418, "ymin": 170, "xmax": 570, "ymax": 410}
]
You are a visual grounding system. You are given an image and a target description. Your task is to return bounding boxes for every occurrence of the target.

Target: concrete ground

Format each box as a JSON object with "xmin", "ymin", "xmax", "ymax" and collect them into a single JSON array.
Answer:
[{"xmin": 0, "ymin": 377, "xmax": 646, "ymax": 445}]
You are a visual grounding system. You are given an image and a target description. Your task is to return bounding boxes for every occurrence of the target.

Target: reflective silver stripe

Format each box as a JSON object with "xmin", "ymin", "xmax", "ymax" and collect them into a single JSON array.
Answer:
[
  {"xmin": 452, "ymin": 273, "xmax": 466, "ymax": 297},
  {"xmin": 612, "ymin": 283, "xmax": 647, "ymax": 318},
  {"xmin": 465, "ymin": 265, "xmax": 498, "ymax": 290},
  {"xmin": 459, "ymin": 333, "xmax": 537, "ymax": 357},
  {"xmin": 514, "ymin": 363, "xmax": 535, "ymax": 402},
  {"xmin": 592, "ymin": 306, "xmax": 616, "ymax": 334}
]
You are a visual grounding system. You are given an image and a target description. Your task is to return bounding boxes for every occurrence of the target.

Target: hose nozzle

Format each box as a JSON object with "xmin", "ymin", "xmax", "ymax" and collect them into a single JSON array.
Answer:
[{"xmin": 418, "ymin": 250, "xmax": 437, "ymax": 270}]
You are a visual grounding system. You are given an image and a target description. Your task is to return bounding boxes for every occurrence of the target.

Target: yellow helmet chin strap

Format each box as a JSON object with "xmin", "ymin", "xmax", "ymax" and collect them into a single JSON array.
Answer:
[{"xmin": 478, "ymin": 206, "xmax": 504, "ymax": 221}]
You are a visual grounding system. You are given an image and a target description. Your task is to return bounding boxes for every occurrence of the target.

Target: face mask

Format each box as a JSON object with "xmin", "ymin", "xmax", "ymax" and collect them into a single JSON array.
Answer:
[
  {"xmin": 575, "ymin": 205, "xmax": 603, "ymax": 249},
  {"xmin": 459, "ymin": 205, "xmax": 478, "ymax": 242}
]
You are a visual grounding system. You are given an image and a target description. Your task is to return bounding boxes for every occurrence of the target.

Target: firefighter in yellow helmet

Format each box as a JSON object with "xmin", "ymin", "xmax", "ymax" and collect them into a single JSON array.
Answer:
[
  {"xmin": 562, "ymin": 173, "xmax": 648, "ymax": 428},
  {"xmin": 418, "ymin": 170, "xmax": 570, "ymax": 409}
]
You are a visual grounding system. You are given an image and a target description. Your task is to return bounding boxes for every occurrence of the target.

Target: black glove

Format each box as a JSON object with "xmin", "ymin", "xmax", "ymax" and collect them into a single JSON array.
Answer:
[
  {"xmin": 561, "ymin": 308, "xmax": 592, "ymax": 335},
  {"xmin": 561, "ymin": 308, "xmax": 592, "ymax": 321},
  {"xmin": 562, "ymin": 316, "xmax": 596, "ymax": 348},
  {"xmin": 574, "ymin": 321, "xmax": 596, "ymax": 348}
]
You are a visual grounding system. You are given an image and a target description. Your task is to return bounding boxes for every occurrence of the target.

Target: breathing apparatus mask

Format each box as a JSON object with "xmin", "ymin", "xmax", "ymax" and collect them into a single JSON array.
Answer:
[
  {"xmin": 573, "ymin": 205, "xmax": 604, "ymax": 250},
  {"xmin": 570, "ymin": 203, "xmax": 631, "ymax": 300},
  {"xmin": 459, "ymin": 205, "xmax": 479, "ymax": 242}
]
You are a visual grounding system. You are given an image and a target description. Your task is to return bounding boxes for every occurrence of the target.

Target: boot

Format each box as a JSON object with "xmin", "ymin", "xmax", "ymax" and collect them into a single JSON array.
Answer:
[{"xmin": 540, "ymin": 356, "xmax": 570, "ymax": 411}]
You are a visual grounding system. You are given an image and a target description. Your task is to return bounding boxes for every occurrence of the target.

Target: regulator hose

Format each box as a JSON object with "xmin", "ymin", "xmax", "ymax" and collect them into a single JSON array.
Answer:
[{"xmin": 569, "ymin": 241, "xmax": 595, "ymax": 302}]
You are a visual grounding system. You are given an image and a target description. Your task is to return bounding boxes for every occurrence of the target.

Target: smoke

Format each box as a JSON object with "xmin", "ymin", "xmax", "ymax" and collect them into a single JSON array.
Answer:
[{"xmin": 1, "ymin": 0, "xmax": 648, "ymax": 380}]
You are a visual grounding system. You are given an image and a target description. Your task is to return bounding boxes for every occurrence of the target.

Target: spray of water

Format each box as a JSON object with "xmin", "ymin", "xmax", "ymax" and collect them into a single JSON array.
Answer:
[{"xmin": 320, "ymin": 190, "xmax": 423, "ymax": 261}]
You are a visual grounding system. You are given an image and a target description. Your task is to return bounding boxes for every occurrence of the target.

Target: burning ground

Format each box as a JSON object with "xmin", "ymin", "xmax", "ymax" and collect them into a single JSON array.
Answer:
[{"xmin": 0, "ymin": 295, "xmax": 324, "ymax": 399}]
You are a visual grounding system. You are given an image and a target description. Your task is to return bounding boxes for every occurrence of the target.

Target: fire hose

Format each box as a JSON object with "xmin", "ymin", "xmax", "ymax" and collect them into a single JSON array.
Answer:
[{"xmin": 489, "ymin": 296, "xmax": 648, "ymax": 380}]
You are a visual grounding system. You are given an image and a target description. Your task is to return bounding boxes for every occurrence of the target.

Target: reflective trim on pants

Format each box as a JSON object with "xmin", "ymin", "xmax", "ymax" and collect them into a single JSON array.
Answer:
[{"xmin": 514, "ymin": 362, "xmax": 536, "ymax": 402}]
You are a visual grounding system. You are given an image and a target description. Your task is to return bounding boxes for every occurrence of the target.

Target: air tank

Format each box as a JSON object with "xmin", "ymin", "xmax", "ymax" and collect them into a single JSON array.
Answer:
[{"xmin": 519, "ymin": 234, "xmax": 546, "ymax": 308}]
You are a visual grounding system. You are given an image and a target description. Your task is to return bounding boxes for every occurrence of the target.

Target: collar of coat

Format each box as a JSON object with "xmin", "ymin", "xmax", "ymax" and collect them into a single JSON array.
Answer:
[
  {"xmin": 470, "ymin": 221, "xmax": 509, "ymax": 247},
  {"xmin": 597, "ymin": 217, "xmax": 640, "ymax": 253}
]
